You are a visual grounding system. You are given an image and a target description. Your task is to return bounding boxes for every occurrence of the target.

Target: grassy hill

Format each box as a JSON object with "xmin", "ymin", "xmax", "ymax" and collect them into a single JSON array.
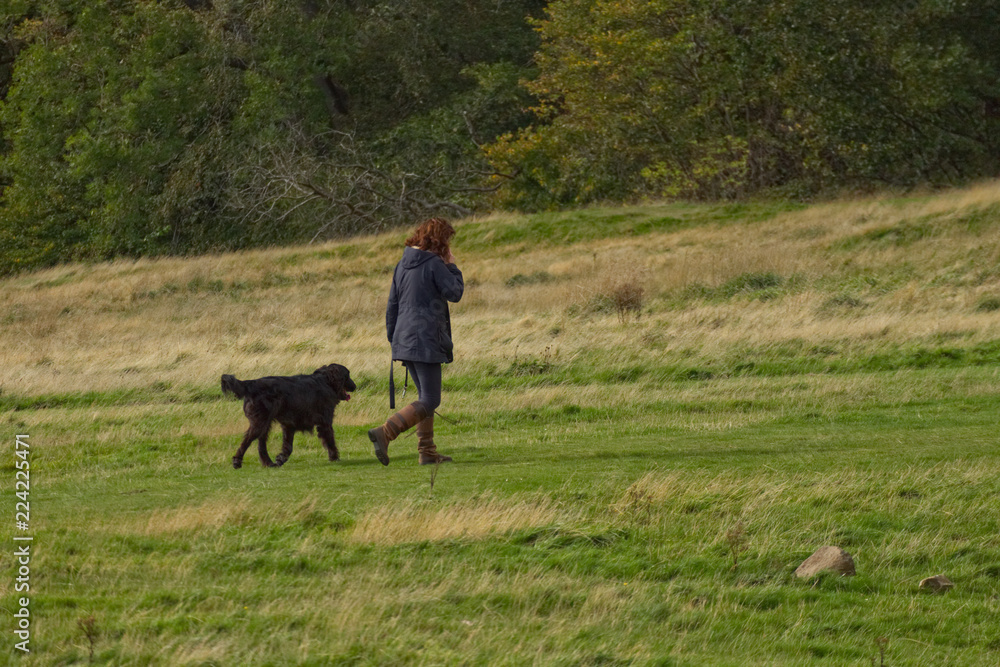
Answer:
[{"xmin": 2, "ymin": 182, "xmax": 1000, "ymax": 665}]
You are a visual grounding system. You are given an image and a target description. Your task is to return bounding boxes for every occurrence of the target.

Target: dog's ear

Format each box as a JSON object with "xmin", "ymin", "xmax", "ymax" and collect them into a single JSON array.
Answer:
[{"xmin": 317, "ymin": 364, "xmax": 345, "ymax": 391}]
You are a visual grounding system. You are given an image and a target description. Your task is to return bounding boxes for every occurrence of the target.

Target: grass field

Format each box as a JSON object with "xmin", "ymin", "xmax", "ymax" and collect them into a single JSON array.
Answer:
[{"xmin": 2, "ymin": 182, "xmax": 1000, "ymax": 665}]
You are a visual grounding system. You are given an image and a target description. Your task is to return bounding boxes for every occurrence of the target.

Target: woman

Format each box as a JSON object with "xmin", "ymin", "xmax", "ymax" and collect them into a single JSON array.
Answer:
[{"xmin": 368, "ymin": 217, "xmax": 464, "ymax": 465}]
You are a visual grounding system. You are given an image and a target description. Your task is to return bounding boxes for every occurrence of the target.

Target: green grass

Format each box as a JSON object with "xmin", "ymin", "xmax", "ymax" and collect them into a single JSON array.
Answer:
[
  {"xmin": 460, "ymin": 200, "xmax": 806, "ymax": 253},
  {"xmin": 4, "ymin": 186, "xmax": 1000, "ymax": 664},
  {"xmin": 6, "ymin": 362, "xmax": 1000, "ymax": 665}
]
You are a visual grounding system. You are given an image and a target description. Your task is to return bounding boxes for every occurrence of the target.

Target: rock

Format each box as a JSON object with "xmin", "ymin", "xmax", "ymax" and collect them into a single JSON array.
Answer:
[
  {"xmin": 919, "ymin": 575, "xmax": 954, "ymax": 592},
  {"xmin": 794, "ymin": 546, "xmax": 856, "ymax": 578}
]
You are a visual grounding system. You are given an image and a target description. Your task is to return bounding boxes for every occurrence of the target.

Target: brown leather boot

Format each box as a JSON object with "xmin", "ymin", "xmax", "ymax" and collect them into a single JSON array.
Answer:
[
  {"xmin": 368, "ymin": 402, "xmax": 428, "ymax": 466},
  {"xmin": 417, "ymin": 413, "xmax": 453, "ymax": 465}
]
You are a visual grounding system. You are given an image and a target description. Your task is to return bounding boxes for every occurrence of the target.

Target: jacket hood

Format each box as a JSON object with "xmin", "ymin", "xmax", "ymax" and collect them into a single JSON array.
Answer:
[{"xmin": 400, "ymin": 246, "xmax": 439, "ymax": 269}]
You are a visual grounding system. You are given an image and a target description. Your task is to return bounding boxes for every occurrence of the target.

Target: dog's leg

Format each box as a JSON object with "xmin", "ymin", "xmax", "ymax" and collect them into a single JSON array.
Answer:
[
  {"xmin": 317, "ymin": 423, "xmax": 339, "ymax": 461},
  {"xmin": 275, "ymin": 426, "xmax": 295, "ymax": 467},
  {"xmin": 232, "ymin": 426, "xmax": 260, "ymax": 469},
  {"xmin": 256, "ymin": 423, "xmax": 276, "ymax": 467}
]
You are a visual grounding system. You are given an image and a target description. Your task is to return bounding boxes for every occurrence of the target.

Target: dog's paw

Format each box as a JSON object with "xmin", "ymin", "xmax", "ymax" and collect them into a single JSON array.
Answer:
[
  {"xmin": 232, "ymin": 457, "xmax": 243, "ymax": 469},
  {"xmin": 275, "ymin": 453, "xmax": 288, "ymax": 466},
  {"xmin": 328, "ymin": 452, "xmax": 340, "ymax": 462}
]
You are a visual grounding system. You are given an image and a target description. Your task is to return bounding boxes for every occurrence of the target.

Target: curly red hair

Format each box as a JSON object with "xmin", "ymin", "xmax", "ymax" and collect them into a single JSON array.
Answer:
[{"xmin": 405, "ymin": 218, "xmax": 455, "ymax": 261}]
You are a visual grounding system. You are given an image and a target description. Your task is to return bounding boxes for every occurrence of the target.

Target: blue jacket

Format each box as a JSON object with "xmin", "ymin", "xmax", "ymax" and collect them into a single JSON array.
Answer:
[{"xmin": 386, "ymin": 247, "xmax": 464, "ymax": 363}]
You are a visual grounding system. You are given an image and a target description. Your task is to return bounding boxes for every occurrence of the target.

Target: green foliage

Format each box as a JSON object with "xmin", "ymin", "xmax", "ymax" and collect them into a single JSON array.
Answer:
[
  {"xmin": 339, "ymin": 0, "xmax": 543, "ymax": 137},
  {"xmin": 0, "ymin": 1, "xmax": 544, "ymax": 273},
  {"xmin": 3, "ymin": 0, "xmax": 999, "ymax": 270},
  {"xmin": 487, "ymin": 0, "xmax": 1000, "ymax": 208},
  {"xmin": 0, "ymin": 1, "xmax": 311, "ymax": 267}
]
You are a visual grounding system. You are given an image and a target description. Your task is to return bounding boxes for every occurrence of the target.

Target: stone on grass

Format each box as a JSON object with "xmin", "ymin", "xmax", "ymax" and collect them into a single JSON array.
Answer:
[
  {"xmin": 919, "ymin": 575, "xmax": 954, "ymax": 593},
  {"xmin": 794, "ymin": 546, "xmax": 856, "ymax": 578}
]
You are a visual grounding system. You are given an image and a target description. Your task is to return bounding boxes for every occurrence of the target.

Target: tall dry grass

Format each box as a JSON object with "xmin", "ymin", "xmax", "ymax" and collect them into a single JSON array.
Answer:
[
  {"xmin": 347, "ymin": 494, "xmax": 576, "ymax": 546},
  {"xmin": 2, "ymin": 181, "xmax": 1000, "ymax": 398}
]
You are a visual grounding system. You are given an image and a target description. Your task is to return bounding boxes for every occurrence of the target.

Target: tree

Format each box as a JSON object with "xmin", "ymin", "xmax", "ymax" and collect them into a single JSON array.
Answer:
[
  {"xmin": 0, "ymin": 0, "xmax": 545, "ymax": 272},
  {"xmin": 485, "ymin": 0, "xmax": 1000, "ymax": 209},
  {"xmin": 231, "ymin": 0, "xmax": 544, "ymax": 241}
]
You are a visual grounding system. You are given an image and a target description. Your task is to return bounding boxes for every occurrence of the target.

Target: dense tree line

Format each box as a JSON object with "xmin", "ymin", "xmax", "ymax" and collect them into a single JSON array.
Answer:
[
  {"xmin": 1, "ymin": 0, "xmax": 997, "ymax": 273},
  {"xmin": 486, "ymin": 0, "xmax": 1000, "ymax": 208},
  {"xmin": 0, "ymin": 0, "xmax": 543, "ymax": 271}
]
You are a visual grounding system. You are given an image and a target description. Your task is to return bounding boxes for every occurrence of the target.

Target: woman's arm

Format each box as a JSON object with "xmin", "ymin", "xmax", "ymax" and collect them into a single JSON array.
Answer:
[
  {"xmin": 433, "ymin": 256, "xmax": 464, "ymax": 303},
  {"xmin": 385, "ymin": 271, "xmax": 400, "ymax": 342}
]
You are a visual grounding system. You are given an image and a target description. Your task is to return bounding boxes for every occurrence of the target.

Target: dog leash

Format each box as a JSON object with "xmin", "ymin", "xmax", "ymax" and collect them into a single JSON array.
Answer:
[
  {"xmin": 389, "ymin": 361, "xmax": 408, "ymax": 409},
  {"xmin": 433, "ymin": 410, "xmax": 458, "ymax": 425},
  {"xmin": 390, "ymin": 361, "xmax": 458, "ymax": 426}
]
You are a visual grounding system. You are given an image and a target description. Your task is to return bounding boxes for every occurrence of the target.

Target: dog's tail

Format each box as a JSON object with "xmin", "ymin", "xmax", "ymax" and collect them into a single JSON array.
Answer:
[{"xmin": 220, "ymin": 374, "xmax": 247, "ymax": 399}]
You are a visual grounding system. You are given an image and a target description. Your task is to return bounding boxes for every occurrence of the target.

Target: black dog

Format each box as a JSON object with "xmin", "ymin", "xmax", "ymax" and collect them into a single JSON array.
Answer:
[{"xmin": 221, "ymin": 364, "xmax": 356, "ymax": 469}]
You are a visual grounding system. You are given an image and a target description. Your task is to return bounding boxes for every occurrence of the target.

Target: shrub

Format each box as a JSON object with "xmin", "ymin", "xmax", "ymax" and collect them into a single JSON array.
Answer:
[
  {"xmin": 585, "ymin": 277, "xmax": 646, "ymax": 322},
  {"xmin": 609, "ymin": 281, "xmax": 645, "ymax": 323}
]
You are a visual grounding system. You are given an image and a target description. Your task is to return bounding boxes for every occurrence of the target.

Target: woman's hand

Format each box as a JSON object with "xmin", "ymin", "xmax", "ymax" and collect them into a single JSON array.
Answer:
[{"xmin": 445, "ymin": 249, "xmax": 457, "ymax": 265}]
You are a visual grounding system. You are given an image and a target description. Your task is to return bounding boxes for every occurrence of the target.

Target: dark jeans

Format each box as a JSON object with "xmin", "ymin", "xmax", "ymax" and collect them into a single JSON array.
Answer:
[{"xmin": 403, "ymin": 361, "xmax": 442, "ymax": 413}]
